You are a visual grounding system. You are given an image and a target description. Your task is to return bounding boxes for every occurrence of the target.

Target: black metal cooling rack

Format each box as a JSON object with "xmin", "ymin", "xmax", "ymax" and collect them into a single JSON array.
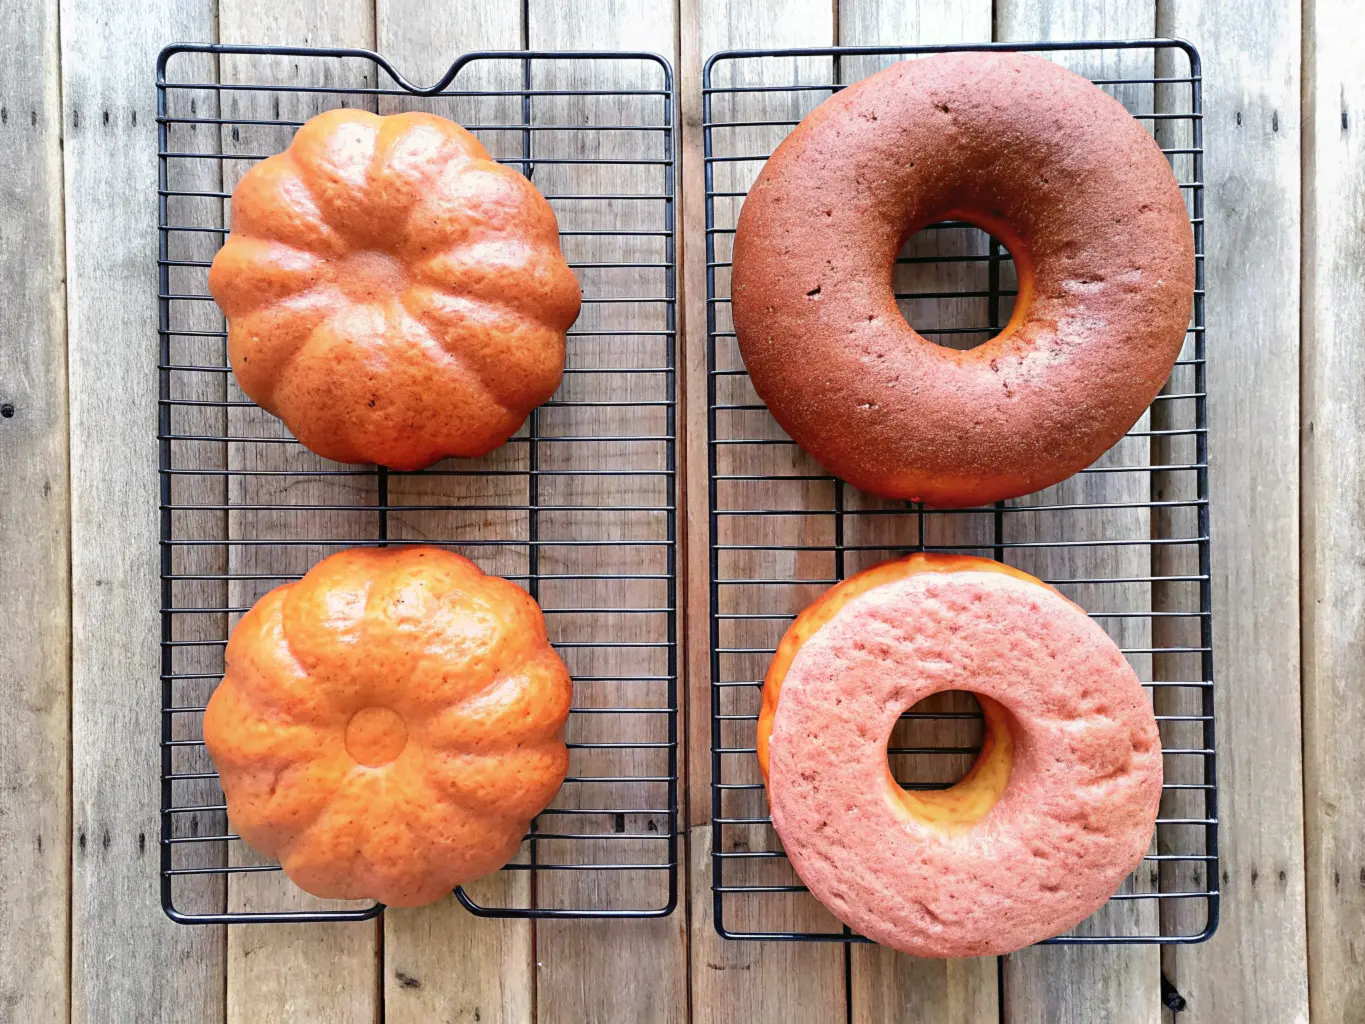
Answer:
[
  {"xmin": 705, "ymin": 40, "xmax": 1216, "ymax": 944},
  {"xmin": 158, "ymin": 43, "xmax": 677, "ymax": 923}
]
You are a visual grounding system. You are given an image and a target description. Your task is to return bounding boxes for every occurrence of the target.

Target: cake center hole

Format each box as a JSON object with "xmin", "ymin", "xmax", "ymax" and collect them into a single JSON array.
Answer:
[
  {"xmin": 334, "ymin": 249, "xmax": 407, "ymax": 302},
  {"xmin": 888, "ymin": 689, "xmax": 985, "ymax": 791},
  {"xmin": 895, "ymin": 224, "xmax": 1017, "ymax": 350},
  {"xmin": 345, "ymin": 706, "xmax": 408, "ymax": 767},
  {"xmin": 888, "ymin": 690, "xmax": 1014, "ymax": 831}
]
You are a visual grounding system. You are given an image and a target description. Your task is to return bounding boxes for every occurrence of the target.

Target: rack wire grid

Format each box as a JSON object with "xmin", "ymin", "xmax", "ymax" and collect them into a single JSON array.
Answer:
[
  {"xmin": 705, "ymin": 40, "xmax": 1215, "ymax": 944},
  {"xmin": 158, "ymin": 43, "xmax": 678, "ymax": 923}
]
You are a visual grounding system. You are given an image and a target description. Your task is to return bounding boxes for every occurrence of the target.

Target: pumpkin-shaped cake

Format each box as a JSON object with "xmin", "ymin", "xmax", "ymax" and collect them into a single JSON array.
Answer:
[
  {"xmin": 208, "ymin": 109, "xmax": 581, "ymax": 469},
  {"xmin": 203, "ymin": 546, "xmax": 572, "ymax": 907}
]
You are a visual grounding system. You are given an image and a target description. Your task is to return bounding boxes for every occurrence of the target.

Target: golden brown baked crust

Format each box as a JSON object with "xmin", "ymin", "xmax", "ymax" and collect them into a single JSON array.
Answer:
[
  {"xmin": 209, "ymin": 109, "xmax": 580, "ymax": 470},
  {"xmin": 732, "ymin": 52, "xmax": 1195, "ymax": 506},
  {"xmin": 204, "ymin": 546, "xmax": 572, "ymax": 907}
]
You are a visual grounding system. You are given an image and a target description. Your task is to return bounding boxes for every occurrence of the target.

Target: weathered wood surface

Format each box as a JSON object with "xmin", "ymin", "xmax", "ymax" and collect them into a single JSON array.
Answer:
[
  {"xmin": 0, "ymin": 0, "xmax": 69, "ymax": 1021},
  {"xmin": 683, "ymin": 0, "xmax": 848, "ymax": 1020},
  {"xmin": 1300, "ymin": 1, "xmax": 1365, "ymax": 1021},
  {"xmin": 1156, "ymin": 0, "xmax": 1312, "ymax": 1022},
  {"xmin": 161, "ymin": 20, "xmax": 230, "ymax": 955},
  {"xmin": 835, "ymin": 2, "xmax": 1000, "ymax": 1020},
  {"xmin": 26, "ymin": 0, "xmax": 1362, "ymax": 1020},
  {"xmin": 524, "ymin": 4, "xmax": 690, "ymax": 1022},
  {"xmin": 61, "ymin": 0, "xmax": 226, "ymax": 1017},
  {"xmin": 373, "ymin": 3, "xmax": 537, "ymax": 1022},
  {"xmin": 993, "ymin": 4, "xmax": 1163, "ymax": 1022},
  {"xmin": 215, "ymin": 1, "xmax": 383, "ymax": 1021}
]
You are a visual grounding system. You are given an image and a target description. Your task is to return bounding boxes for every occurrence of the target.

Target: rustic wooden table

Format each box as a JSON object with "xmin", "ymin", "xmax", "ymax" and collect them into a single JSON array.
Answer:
[{"xmin": 2, "ymin": 0, "xmax": 1360, "ymax": 1020}]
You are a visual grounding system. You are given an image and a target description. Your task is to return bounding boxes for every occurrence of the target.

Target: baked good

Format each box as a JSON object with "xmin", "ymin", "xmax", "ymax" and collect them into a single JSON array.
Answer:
[
  {"xmin": 761, "ymin": 554, "xmax": 1162, "ymax": 956},
  {"xmin": 732, "ymin": 51, "xmax": 1194, "ymax": 506},
  {"xmin": 209, "ymin": 109, "xmax": 580, "ymax": 470},
  {"xmin": 203, "ymin": 546, "xmax": 572, "ymax": 907}
]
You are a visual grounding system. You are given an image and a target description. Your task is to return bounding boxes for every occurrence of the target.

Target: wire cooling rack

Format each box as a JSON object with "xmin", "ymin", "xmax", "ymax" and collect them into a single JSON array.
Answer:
[
  {"xmin": 705, "ymin": 40, "xmax": 1215, "ymax": 944},
  {"xmin": 158, "ymin": 44, "xmax": 677, "ymax": 923}
]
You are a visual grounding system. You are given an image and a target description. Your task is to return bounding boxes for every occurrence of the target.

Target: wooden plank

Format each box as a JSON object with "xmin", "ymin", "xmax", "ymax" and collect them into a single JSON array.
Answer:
[
  {"xmin": 994, "ymin": 5, "xmax": 1163, "ymax": 1022},
  {"xmin": 522, "ymin": 4, "xmax": 686, "ymax": 1022},
  {"xmin": 853, "ymin": 939, "xmax": 997, "ymax": 1024},
  {"xmin": 215, "ymin": 4, "xmax": 381, "ymax": 1021},
  {"xmin": 61, "ymin": 0, "xmax": 227, "ymax": 1016},
  {"xmin": 1299, "ymin": 2, "xmax": 1365, "ymax": 1022},
  {"xmin": 683, "ymin": 0, "xmax": 847, "ymax": 1021},
  {"xmin": 838, "ymin": 0, "xmax": 988, "ymax": 58},
  {"xmin": 371, "ymin": 4, "xmax": 536, "ymax": 1021},
  {"xmin": 832, "ymin": 3, "xmax": 998, "ymax": 1020},
  {"xmin": 1148, "ymin": 39, "xmax": 1208, "ymax": 1009},
  {"xmin": 688, "ymin": 825, "xmax": 851, "ymax": 1024},
  {"xmin": 0, "ymin": 0, "xmax": 69, "ymax": 1019},
  {"xmin": 381, "ymin": 878, "xmax": 531, "ymax": 1024},
  {"xmin": 1155, "ymin": 1, "xmax": 1310, "ymax": 1022},
  {"xmin": 160, "ymin": 36, "xmax": 231, "ymax": 934}
]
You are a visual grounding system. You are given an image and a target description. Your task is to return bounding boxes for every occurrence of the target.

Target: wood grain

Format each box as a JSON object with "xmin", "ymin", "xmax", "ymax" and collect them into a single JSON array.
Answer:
[
  {"xmin": 688, "ymin": 826, "xmax": 850, "ymax": 1024},
  {"xmin": 372, "ymin": 4, "xmax": 536, "ymax": 1021},
  {"xmin": 1148, "ymin": 36, "xmax": 1210, "ymax": 1006},
  {"xmin": 991, "ymin": 6, "xmax": 1165, "ymax": 1024},
  {"xmin": 160, "ymin": 34, "xmax": 230, "ymax": 933},
  {"xmin": 522, "ymin": 4, "xmax": 688, "ymax": 1021},
  {"xmin": 832, "ymin": 2, "xmax": 999, "ymax": 1018},
  {"xmin": 684, "ymin": 1, "xmax": 847, "ymax": 1020},
  {"xmin": 1300, "ymin": 1, "xmax": 1365, "ymax": 1020},
  {"xmin": 0, "ymin": 0, "xmax": 69, "ymax": 1019},
  {"xmin": 1156, "ymin": 0, "xmax": 1311, "ymax": 1021},
  {"xmin": 62, "ymin": 0, "xmax": 226, "ymax": 1017},
  {"xmin": 382, "ymin": 878, "xmax": 532, "ymax": 1024},
  {"xmin": 215, "ymin": 2, "xmax": 381, "ymax": 1021}
]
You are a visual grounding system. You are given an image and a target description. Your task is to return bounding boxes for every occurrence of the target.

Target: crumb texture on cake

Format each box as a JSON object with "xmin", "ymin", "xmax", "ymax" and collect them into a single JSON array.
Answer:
[{"xmin": 767, "ymin": 567, "xmax": 1163, "ymax": 957}]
